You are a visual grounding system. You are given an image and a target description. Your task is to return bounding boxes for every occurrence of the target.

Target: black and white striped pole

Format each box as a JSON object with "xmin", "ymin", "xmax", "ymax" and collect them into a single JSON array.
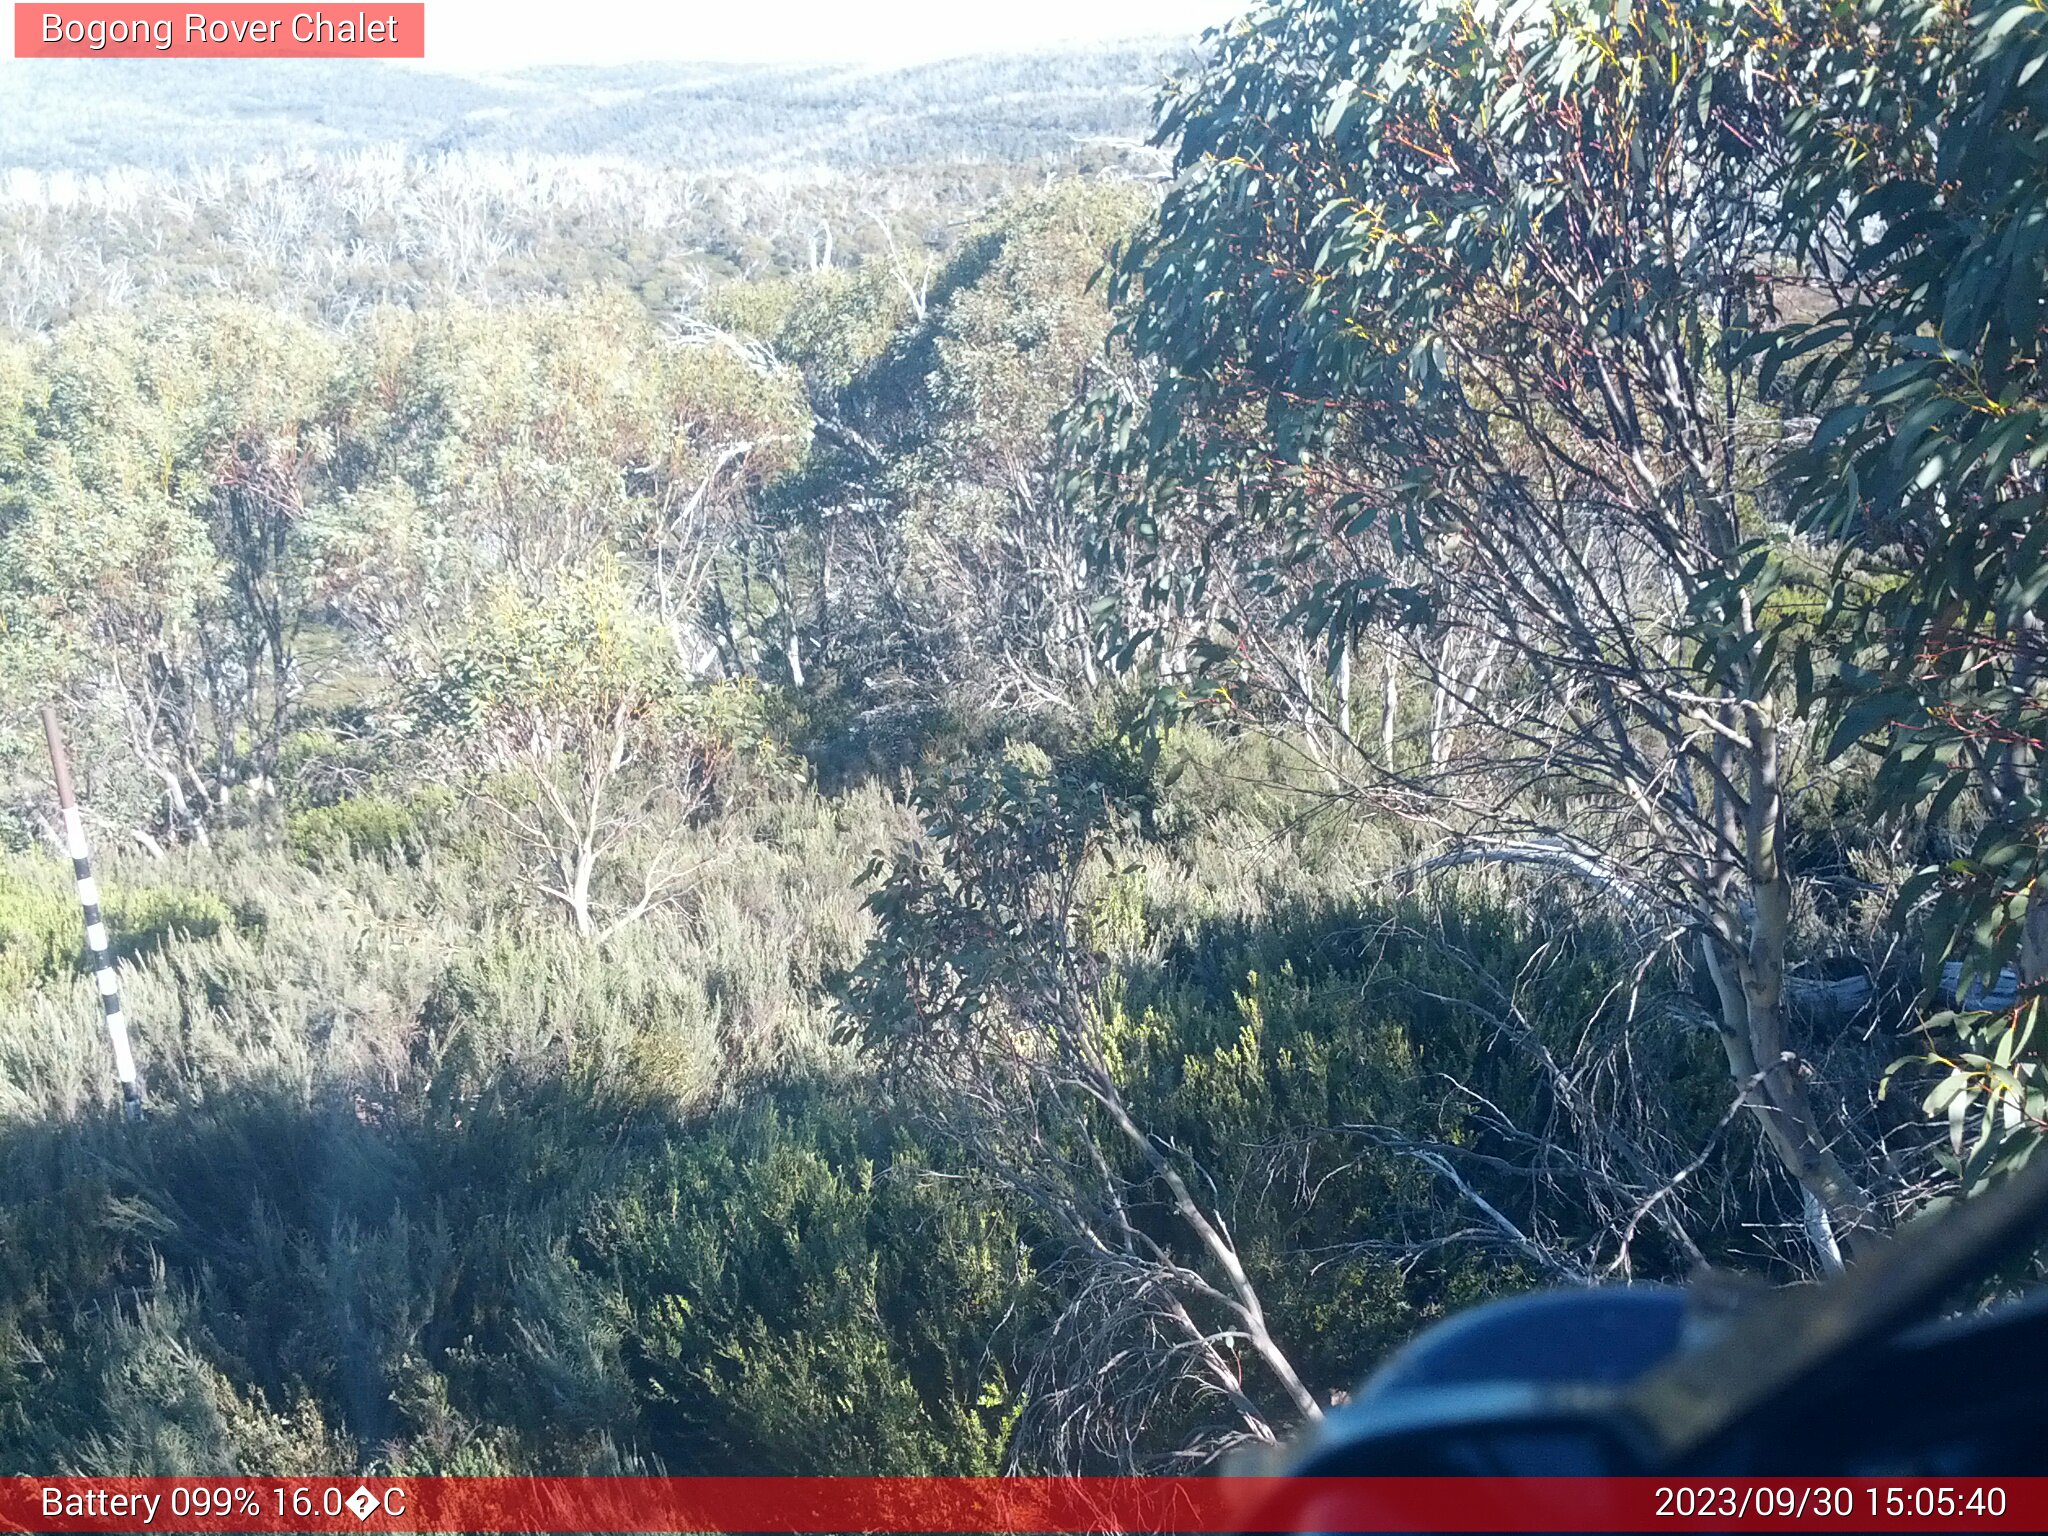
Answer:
[{"xmin": 41, "ymin": 706, "xmax": 143, "ymax": 1119}]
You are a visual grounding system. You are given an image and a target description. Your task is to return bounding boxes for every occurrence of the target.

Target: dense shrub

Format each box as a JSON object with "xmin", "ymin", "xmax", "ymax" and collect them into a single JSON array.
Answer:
[
  {"xmin": 0, "ymin": 1061, "xmax": 1032, "ymax": 1473},
  {"xmin": 0, "ymin": 746, "xmax": 1630, "ymax": 1473},
  {"xmin": 0, "ymin": 862, "xmax": 242, "ymax": 1000},
  {"xmin": 285, "ymin": 790, "xmax": 457, "ymax": 873}
]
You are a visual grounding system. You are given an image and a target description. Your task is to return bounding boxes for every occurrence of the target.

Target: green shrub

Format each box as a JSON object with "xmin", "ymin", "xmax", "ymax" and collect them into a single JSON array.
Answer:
[
  {"xmin": 0, "ymin": 861, "xmax": 238, "ymax": 998},
  {"xmin": 0, "ymin": 876, "xmax": 75, "ymax": 1000},
  {"xmin": 285, "ymin": 789, "xmax": 455, "ymax": 873},
  {"xmin": 0, "ymin": 1061, "xmax": 1032, "ymax": 1474},
  {"xmin": 0, "ymin": 725, "xmax": 1782, "ymax": 1476},
  {"xmin": 105, "ymin": 887, "xmax": 236, "ymax": 967},
  {"xmin": 601, "ymin": 1090, "xmax": 1030, "ymax": 1474}
]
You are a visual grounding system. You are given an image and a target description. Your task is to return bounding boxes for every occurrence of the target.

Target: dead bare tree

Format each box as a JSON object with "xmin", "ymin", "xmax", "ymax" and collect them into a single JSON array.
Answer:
[{"xmin": 412, "ymin": 567, "xmax": 722, "ymax": 943}]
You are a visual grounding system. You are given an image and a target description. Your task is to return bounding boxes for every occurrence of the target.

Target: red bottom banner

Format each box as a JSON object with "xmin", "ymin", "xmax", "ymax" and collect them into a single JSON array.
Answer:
[{"xmin": 2, "ymin": 1476, "xmax": 2042, "ymax": 1533}]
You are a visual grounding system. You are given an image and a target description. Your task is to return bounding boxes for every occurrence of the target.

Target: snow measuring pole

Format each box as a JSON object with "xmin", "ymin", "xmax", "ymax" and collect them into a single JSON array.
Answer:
[{"xmin": 41, "ymin": 706, "xmax": 143, "ymax": 1118}]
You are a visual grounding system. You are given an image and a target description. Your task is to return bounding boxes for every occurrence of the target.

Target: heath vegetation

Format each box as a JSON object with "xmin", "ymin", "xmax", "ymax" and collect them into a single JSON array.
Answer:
[{"xmin": 3, "ymin": 0, "xmax": 2047, "ymax": 1474}]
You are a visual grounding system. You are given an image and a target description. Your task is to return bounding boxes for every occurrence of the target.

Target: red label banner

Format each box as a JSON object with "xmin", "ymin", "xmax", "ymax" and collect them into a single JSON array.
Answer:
[
  {"xmin": 13, "ymin": 4, "xmax": 424, "ymax": 57},
  {"xmin": 0, "ymin": 1476, "xmax": 2042, "ymax": 1533}
]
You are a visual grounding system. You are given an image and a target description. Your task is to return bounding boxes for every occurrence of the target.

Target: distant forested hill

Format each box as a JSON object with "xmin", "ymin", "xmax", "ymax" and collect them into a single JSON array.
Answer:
[{"xmin": 0, "ymin": 43, "xmax": 1190, "ymax": 173}]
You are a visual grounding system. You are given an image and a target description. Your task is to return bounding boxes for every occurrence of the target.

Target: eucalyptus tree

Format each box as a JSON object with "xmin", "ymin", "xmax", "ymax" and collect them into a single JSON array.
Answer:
[
  {"xmin": 0, "ymin": 302, "xmax": 338, "ymax": 838},
  {"xmin": 1071, "ymin": 0, "xmax": 1886, "ymax": 1261},
  {"xmin": 1772, "ymin": 0, "xmax": 2048, "ymax": 1182},
  {"xmin": 326, "ymin": 295, "xmax": 808, "ymax": 685},
  {"xmin": 328, "ymin": 298, "xmax": 810, "ymax": 940},
  {"xmin": 705, "ymin": 185, "xmax": 1148, "ymax": 739},
  {"xmin": 880, "ymin": 183, "xmax": 1151, "ymax": 709}
]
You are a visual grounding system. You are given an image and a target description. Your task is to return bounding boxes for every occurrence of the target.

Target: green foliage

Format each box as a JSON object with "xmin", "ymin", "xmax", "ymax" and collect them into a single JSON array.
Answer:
[
  {"xmin": 0, "ymin": 1064, "xmax": 1027, "ymax": 1474},
  {"xmin": 2, "ymin": 711, "xmax": 1649, "ymax": 1474},
  {"xmin": 846, "ymin": 725, "xmax": 1755, "ymax": 1460},
  {"xmin": 0, "ymin": 773, "xmax": 999, "ymax": 1473},
  {"xmin": 15, "ymin": 14, "xmax": 2023, "ymax": 1472},
  {"xmin": 101, "ymin": 887, "xmax": 239, "ymax": 969},
  {"xmin": 1074, "ymin": 0, "xmax": 1804, "ymax": 676},
  {"xmin": 725, "ymin": 268, "xmax": 909, "ymax": 393},
  {"xmin": 285, "ymin": 789, "xmax": 456, "ymax": 873},
  {"xmin": 709, "ymin": 183, "xmax": 1149, "ymax": 788},
  {"xmin": 328, "ymin": 295, "xmax": 808, "ymax": 629},
  {"xmin": 849, "ymin": 723, "xmax": 1161, "ymax": 1060},
  {"xmin": 1058, "ymin": 0, "xmax": 1919, "ymax": 1259},
  {"xmin": 1773, "ymin": 0, "xmax": 2048, "ymax": 1180},
  {"xmin": 605, "ymin": 1092, "xmax": 1028, "ymax": 1474},
  {"xmin": 414, "ymin": 564, "xmax": 677, "ymax": 738},
  {"xmin": 0, "ymin": 300, "xmax": 345, "ymax": 833},
  {"xmin": 0, "ymin": 876, "xmax": 73, "ymax": 1000},
  {"xmin": 0, "ymin": 865, "xmax": 239, "ymax": 999}
]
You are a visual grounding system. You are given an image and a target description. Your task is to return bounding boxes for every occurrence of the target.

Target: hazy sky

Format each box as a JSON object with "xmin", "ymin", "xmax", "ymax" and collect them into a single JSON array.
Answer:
[{"xmin": 419, "ymin": 0, "xmax": 1244, "ymax": 70}]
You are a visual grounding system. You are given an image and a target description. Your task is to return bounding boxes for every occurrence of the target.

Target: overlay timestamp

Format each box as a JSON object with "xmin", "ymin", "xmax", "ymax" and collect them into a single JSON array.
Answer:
[{"xmin": 1656, "ymin": 1482, "xmax": 2011, "ymax": 1522}]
